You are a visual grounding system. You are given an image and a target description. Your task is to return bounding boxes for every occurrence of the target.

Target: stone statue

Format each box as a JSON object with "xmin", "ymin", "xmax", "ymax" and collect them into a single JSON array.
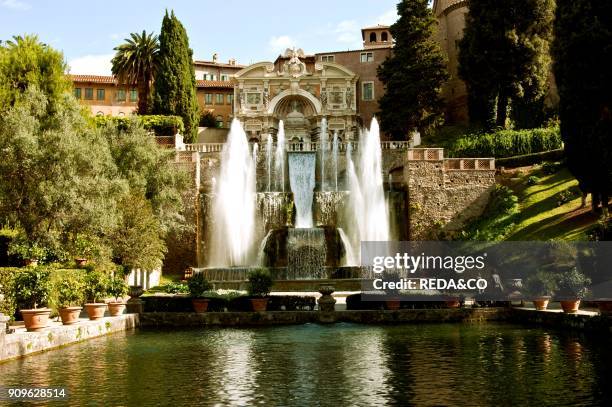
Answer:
[
  {"xmin": 320, "ymin": 89, "xmax": 327, "ymax": 108},
  {"xmin": 239, "ymin": 90, "xmax": 245, "ymax": 110},
  {"xmin": 346, "ymin": 88, "xmax": 354, "ymax": 108},
  {"xmin": 263, "ymin": 88, "xmax": 270, "ymax": 109}
]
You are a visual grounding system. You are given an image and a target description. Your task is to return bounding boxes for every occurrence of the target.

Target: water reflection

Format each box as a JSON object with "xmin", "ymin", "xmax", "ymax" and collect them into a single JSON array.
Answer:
[{"xmin": 0, "ymin": 324, "xmax": 611, "ymax": 406}]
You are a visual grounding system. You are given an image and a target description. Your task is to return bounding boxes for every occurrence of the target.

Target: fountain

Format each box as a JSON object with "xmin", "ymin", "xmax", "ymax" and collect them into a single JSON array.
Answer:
[
  {"xmin": 266, "ymin": 135, "xmax": 273, "ymax": 192},
  {"xmin": 288, "ymin": 152, "xmax": 316, "ymax": 228},
  {"xmin": 320, "ymin": 118, "xmax": 327, "ymax": 191},
  {"xmin": 332, "ymin": 131, "xmax": 339, "ymax": 192},
  {"xmin": 208, "ymin": 119, "xmax": 257, "ymax": 267},
  {"xmin": 275, "ymin": 121, "xmax": 286, "ymax": 192}
]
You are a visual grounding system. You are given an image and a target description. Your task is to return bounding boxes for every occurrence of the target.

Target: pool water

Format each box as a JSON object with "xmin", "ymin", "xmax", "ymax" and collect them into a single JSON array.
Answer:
[{"xmin": 1, "ymin": 323, "xmax": 611, "ymax": 406}]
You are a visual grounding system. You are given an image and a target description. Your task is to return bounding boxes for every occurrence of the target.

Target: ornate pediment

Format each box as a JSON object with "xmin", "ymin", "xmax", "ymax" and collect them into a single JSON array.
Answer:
[{"xmin": 280, "ymin": 48, "xmax": 310, "ymax": 78}]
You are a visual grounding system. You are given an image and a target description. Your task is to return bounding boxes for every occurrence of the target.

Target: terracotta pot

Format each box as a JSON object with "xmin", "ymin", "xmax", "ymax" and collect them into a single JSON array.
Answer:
[
  {"xmin": 445, "ymin": 298, "xmax": 461, "ymax": 308},
  {"xmin": 386, "ymin": 299, "xmax": 401, "ymax": 311},
  {"xmin": 191, "ymin": 299, "xmax": 210, "ymax": 313},
  {"xmin": 59, "ymin": 306, "xmax": 82, "ymax": 325},
  {"xmin": 596, "ymin": 300, "xmax": 612, "ymax": 316},
  {"xmin": 533, "ymin": 297, "xmax": 551, "ymax": 311},
  {"xmin": 21, "ymin": 308, "xmax": 51, "ymax": 332},
  {"xmin": 75, "ymin": 258, "xmax": 88, "ymax": 267},
  {"xmin": 85, "ymin": 303, "xmax": 107, "ymax": 320},
  {"xmin": 107, "ymin": 302, "xmax": 126, "ymax": 316},
  {"xmin": 560, "ymin": 300, "xmax": 581, "ymax": 314},
  {"xmin": 250, "ymin": 298, "xmax": 268, "ymax": 312}
]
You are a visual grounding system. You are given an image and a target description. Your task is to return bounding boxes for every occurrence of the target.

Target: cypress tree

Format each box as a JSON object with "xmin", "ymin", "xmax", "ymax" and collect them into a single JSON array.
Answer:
[
  {"xmin": 553, "ymin": 0, "xmax": 612, "ymax": 211},
  {"xmin": 152, "ymin": 10, "xmax": 199, "ymax": 141},
  {"xmin": 459, "ymin": 0, "xmax": 555, "ymax": 129},
  {"xmin": 377, "ymin": 0, "xmax": 448, "ymax": 140}
]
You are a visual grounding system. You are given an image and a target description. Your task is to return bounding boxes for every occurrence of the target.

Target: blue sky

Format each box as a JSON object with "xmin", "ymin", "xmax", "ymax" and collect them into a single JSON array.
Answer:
[{"xmin": 0, "ymin": 0, "xmax": 399, "ymax": 75}]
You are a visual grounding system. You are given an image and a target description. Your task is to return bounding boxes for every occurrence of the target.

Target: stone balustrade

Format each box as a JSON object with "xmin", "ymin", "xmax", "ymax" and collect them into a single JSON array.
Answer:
[
  {"xmin": 184, "ymin": 140, "xmax": 412, "ymax": 153},
  {"xmin": 444, "ymin": 158, "xmax": 496, "ymax": 171}
]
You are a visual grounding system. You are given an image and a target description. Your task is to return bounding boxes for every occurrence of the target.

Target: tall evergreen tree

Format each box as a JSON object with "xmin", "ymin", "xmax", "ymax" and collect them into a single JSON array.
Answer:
[
  {"xmin": 553, "ymin": 0, "xmax": 612, "ymax": 212},
  {"xmin": 152, "ymin": 10, "xmax": 199, "ymax": 141},
  {"xmin": 377, "ymin": 0, "xmax": 448, "ymax": 140},
  {"xmin": 111, "ymin": 30, "xmax": 159, "ymax": 115},
  {"xmin": 459, "ymin": 0, "xmax": 555, "ymax": 129}
]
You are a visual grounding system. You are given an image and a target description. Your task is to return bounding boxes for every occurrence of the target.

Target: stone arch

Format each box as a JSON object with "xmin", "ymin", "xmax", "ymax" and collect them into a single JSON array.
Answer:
[
  {"xmin": 369, "ymin": 32, "xmax": 377, "ymax": 42},
  {"xmin": 267, "ymin": 89, "xmax": 322, "ymax": 115}
]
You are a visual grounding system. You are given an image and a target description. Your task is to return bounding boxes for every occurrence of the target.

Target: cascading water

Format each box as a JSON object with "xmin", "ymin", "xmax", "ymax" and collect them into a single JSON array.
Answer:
[
  {"xmin": 287, "ymin": 228, "xmax": 326, "ymax": 279},
  {"xmin": 337, "ymin": 228, "xmax": 357, "ymax": 266},
  {"xmin": 332, "ymin": 131, "xmax": 339, "ymax": 192},
  {"xmin": 209, "ymin": 119, "xmax": 256, "ymax": 267},
  {"xmin": 288, "ymin": 153, "xmax": 316, "ymax": 228},
  {"xmin": 344, "ymin": 118, "xmax": 390, "ymax": 265},
  {"xmin": 275, "ymin": 121, "xmax": 286, "ymax": 192},
  {"xmin": 266, "ymin": 135, "xmax": 273, "ymax": 192},
  {"xmin": 320, "ymin": 118, "xmax": 327, "ymax": 191}
]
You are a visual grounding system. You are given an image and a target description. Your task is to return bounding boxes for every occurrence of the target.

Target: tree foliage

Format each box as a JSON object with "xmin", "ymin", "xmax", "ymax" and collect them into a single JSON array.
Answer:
[
  {"xmin": 111, "ymin": 30, "xmax": 159, "ymax": 115},
  {"xmin": 458, "ymin": 0, "xmax": 555, "ymax": 129},
  {"xmin": 553, "ymin": 0, "xmax": 612, "ymax": 210},
  {"xmin": 152, "ymin": 10, "xmax": 199, "ymax": 142},
  {"xmin": 377, "ymin": 0, "xmax": 448, "ymax": 139}
]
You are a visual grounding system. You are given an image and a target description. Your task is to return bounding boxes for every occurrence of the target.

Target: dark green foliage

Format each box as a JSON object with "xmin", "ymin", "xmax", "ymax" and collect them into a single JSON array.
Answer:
[
  {"xmin": 152, "ymin": 11, "xmax": 199, "ymax": 142},
  {"xmin": 163, "ymin": 281, "xmax": 189, "ymax": 294},
  {"xmin": 55, "ymin": 271, "xmax": 86, "ymax": 307},
  {"xmin": 108, "ymin": 274, "xmax": 129, "ymax": 301},
  {"xmin": 459, "ymin": 0, "xmax": 555, "ymax": 129},
  {"xmin": 111, "ymin": 31, "xmax": 159, "ymax": 115},
  {"xmin": 553, "ymin": 0, "xmax": 612, "ymax": 209},
  {"xmin": 13, "ymin": 267, "xmax": 52, "ymax": 309},
  {"xmin": 459, "ymin": 185, "xmax": 519, "ymax": 240},
  {"xmin": 527, "ymin": 176, "xmax": 540, "ymax": 186},
  {"xmin": 541, "ymin": 161, "xmax": 561, "ymax": 175},
  {"xmin": 84, "ymin": 269, "xmax": 110, "ymax": 303},
  {"xmin": 377, "ymin": 0, "xmax": 448, "ymax": 139},
  {"xmin": 447, "ymin": 127, "xmax": 562, "ymax": 158},
  {"xmin": 588, "ymin": 219, "xmax": 612, "ymax": 241},
  {"xmin": 93, "ymin": 114, "xmax": 184, "ymax": 136},
  {"xmin": 199, "ymin": 111, "xmax": 217, "ymax": 128},
  {"xmin": 496, "ymin": 149, "xmax": 564, "ymax": 168},
  {"xmin": 0, "ymin": 267, "xmax": 26, "ymax": 317},
  {"xmin": 187, "ymin": 273, "xmax": 212, "ymax": 298},
  {"xmin": 247, "ymin": 269, "xmax": 273, "ymax": 297},
  {"xmin": 556, "ymin": 267, "xmax": 590, "ymax": 299},
  {"xmin": 523, "ymin": 271, "xmax": 558, "ymax": 298}
]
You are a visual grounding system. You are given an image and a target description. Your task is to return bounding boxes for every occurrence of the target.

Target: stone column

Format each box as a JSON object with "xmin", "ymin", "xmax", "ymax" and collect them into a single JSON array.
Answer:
[{"xmin": 318, "ymin": 285, "xmax": 337, "ymax": 324}]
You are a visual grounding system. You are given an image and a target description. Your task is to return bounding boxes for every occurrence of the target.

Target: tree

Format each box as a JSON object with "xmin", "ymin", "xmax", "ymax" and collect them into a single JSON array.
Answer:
[
  {"xmin": 111, "ymin": 30, "xmax": 159, "ymax": 115},
  {"xmin": 553, "ymin": 0, "xmax": 612, "ymax": 212},
  {"xmin": 152, "ymin": 10, "xmax": 199, "ymax": 142},
  {"xmin": 0, "ymin": 35, "xmax": 71, "ymax": 114},
  {"xmin": 458, "ymin": 0, "xmax": 555, "ymax": 129},
  {"xmin": 377, "ymin": 0, "xmax": 448, "ymax": 139}
]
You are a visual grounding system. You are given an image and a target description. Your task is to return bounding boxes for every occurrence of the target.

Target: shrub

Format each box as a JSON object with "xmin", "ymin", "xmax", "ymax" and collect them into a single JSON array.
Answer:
[
  {"xmin": 447, "ymin": 127, "xmax": 562, "ymax": 159},
  {"xmin": 527, "ymin": 176, "xmax": 540, "ymax": 186},
  {"xmin": 459, "ymin": 185, "xmax": 519, "ymax": 240},
  {"xmin": 56, "ymin": 272, "xmax": 86, "ymax": 308},
  {"xmin": 108, "ymin": 275, "xmax": 129, "ymax": 302},
  {"xmin": 556, "ymin": 268, "xmax": 591, "ymax": 299},
  {"xmin": 83, "ymin": 269, "xmax": 110, "ymax": 303},
  {"xmin": 163, "ymin": 281, "xmax": 189, "ymax": 294},
  {"xmin": 0, "ymin": 267, "xmax": 26, "ymax": 317},
  {"xmin": 556, "ymin": 190, "xmax": 574, "ymax": 206},
  {"xmin": 523, "ymin": 271, "xmax": 557, "ymax": 298},
  {"xmin": 541, "ymin": 161, "xmax": 561, "ymax": 175},
  {"xmin": 199, "ymin": 111, "xmax": 217, "ymax": 128},
  {"xmin": 187, "ymin": 273, "xmax": 212, "ymax": 298},
  {"xmin": 13, "ymin": 267, "xmax": 52, "ymax": 309},
  {"xmin": 93, "ymin": 115, "xmax": 184, "ymax": 136},
  {"xmin": 247, "ymin": 269, "xmax": 273, "ymax": 297},
  {"xmin": 7, "ymin": 239, "xmax": 47, "ymax": 264}
]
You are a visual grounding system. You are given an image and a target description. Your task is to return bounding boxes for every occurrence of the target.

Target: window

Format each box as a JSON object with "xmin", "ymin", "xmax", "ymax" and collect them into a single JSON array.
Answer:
[
  {"xmin": 84, "ymin": 88, "xmax": 94, "ymax": 100},
  {"xmin": 362, "ymin": 82, "xmax": 374, "ymax": 101},
  {"xmin": 382, "ymin": 32, "xmax": 389, "ymax": 42},
  {"xmin": 96, "ymin": 89, "xmax": 105, "ymax": 100},
  {"xmin": 369, "ymin": 32, "xmax": 377, "ymax": 43},
  {"xmin": 320, "ymin": 55, "xmax": 335, "ymax": 63},
  {"xmin": 74, "ymin": 88, "xmax": 82, "ymax": 99},
  {"xmin": 96, "ymin": 111, "xmax": 104, "ymax": 116},
  {"xmin": 221, "ymin": 74, "xmax": 229, "ymax": 81},
  {"xmin": 202, "ymin": 72, "xmax": 210, "ymax": 80},
  {"xmin": 360, "ymin": 52, "xmax": 374, "ymax": 63},
  {"xmin": 117, "ymin": 89, "xmax": 126, "ymax": 101},
  {"xmin": 227, "ymin": 94, "xmax": 234, "ymax": 105},
  {"xmin": 130, "ymin": 89, "xmax": 138, "ymax": 102},
  {"xmin": 216, "ymin": 94, "xmax": 224, "ymax": 104},
  {"xmin": 205, "ymin": 94, "xmax": 213, "ymax": 105},
  {"xmin": 216, "ymin": 115, "xmax": 223, "ymax": 128},
  {"xmin": 211, "ymin": 74, "xmax": 217, "ymax": 81}
]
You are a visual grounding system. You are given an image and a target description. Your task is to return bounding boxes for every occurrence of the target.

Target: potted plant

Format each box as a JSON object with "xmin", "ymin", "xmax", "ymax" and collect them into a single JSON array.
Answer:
[
  {"xmin": 556, "ymin": 268, "xmax": 591, "ymax": 314},
  {"xmin": 107, "ymin": 274, "xmax": 129, "ymax": 316},
  {"xmin": 188, "ymin": 273, "xmax": 212, "ymax": 313},
  {"xmin": 8, "ymin": 240, "xmax": 46, "ymax": 267},
  {"xmin": 14, "ymin": 268, "xmax": 52, "ymax": 331},
  {"xmin": 83, "ymin": 269, "xmax": 110, "ymax": 320},
  {"xmin": 523, "ymin": 271, "xmax": 558, "ymax": 311},
  {"xmin": 247, "ymin": 269, "xmax": 273, "ymax": 312},
  {"xmin": 56, "ymin": 274, "xmax": 85, "ymax": 325}
]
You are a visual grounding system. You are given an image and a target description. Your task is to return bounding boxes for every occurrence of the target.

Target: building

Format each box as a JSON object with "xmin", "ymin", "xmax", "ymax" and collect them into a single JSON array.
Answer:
[
  {"xmin": 71, "ymin": 74, "xmax": 138, "ymax": 116},
  {"xmin": 432, "ymin": 0, "xmax": 470, "ymax": 124}
]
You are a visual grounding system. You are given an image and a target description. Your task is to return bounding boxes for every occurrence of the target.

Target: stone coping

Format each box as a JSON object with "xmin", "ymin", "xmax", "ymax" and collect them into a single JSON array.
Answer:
[{"xmin": 0, "ymin": 314, "xmax": 139, "ymax": 363}]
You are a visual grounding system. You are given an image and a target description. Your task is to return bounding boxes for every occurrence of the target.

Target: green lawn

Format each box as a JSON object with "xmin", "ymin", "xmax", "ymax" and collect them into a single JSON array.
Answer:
[{"xmin": 501, "ymin": 166, "xmax": 597, "ymax": 241}]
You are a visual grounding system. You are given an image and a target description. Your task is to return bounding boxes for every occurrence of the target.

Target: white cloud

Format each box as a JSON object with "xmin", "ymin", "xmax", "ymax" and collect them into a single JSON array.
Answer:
[
  {"xmin": 68, "ymin": 54, "xmax": 114, "ymax": 76},
  {"xmin": 1, "ymin": 0, "xmax": 31, "ymax": 11},
  {"xmin": 268, "ymin": 35, "xmax": 296, "ymax": 55},
  {"xmin": 335, "ymin": 20, "xmax": 360, "ymax": 45},
  {"xmin": 375, "ymin": 8, "xmax": 399, "ymax": 26},
  {"xmin": 109, "ymin": 33, "xmax": 128, "ymax": 41}
]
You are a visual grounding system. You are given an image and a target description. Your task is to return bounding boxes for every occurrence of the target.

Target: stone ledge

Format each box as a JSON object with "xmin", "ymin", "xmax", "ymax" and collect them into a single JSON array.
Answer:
[
  {"xmin": 508, "ymin": 308, "xmax": 612, "ymax": 332},
  {"xmin": 139, "ymin": 308, "xmax": 511, "ymax": 328},
  {"xmin": 0, "ymin": 314, "xmax": 139, "ymax": 363}
]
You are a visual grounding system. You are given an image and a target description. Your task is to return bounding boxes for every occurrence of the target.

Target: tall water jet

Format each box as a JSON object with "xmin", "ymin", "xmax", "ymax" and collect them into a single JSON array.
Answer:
[
  {"xmin": 209, "ymin": 119, "xmax": 256, "ymax": 267},
  {"xmin": 332, "ymin": 131, "xmax": 339, "ymax": 192},
  {"xmin": 288, "ymin": 153, "xmax": 316, "ymax": 228},
  {"xmin": 275, "ymin": 121, "xmax": 286, "ymax": 192},
  {"xmin": 266, "ymin": 135, "xmax": 273, "ymax": 192},
  {"xmin": 320, "ymin": 118, "xmax": 327, "ymax": 191}
]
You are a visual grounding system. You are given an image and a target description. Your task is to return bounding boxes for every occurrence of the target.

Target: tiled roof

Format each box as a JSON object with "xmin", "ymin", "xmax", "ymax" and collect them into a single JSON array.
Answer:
[
  {"xmin": 70, "ymin": 74, "xmax": 119, "ymax": 84},
  {"xmin": 194, "ymin": 60, "xmax": 245, "ymax": 69},
  {"xmin": 361, "ymin": 24, "xmax": 390, "ymax": 31},
  {"xmin": 196, "ymin": 80, "xmax": 235, "ymax": 89}
]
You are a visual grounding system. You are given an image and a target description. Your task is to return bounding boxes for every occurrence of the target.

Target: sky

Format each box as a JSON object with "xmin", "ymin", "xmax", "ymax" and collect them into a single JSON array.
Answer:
[{"xmin": 0, "ymin": 0, "xmax": 399, "ymax": 75}]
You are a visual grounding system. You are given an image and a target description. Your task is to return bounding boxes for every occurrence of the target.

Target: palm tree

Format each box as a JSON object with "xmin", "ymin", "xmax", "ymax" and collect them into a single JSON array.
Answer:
[{"xmin": 111, "ymin": 31, "xmax": 159, "ymax": 115}]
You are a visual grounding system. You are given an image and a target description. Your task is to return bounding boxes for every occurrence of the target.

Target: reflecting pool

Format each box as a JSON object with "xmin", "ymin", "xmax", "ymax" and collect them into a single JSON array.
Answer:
[{"xmin": 1, "ymin": 323, "xmax": 611, "ymax": 406}]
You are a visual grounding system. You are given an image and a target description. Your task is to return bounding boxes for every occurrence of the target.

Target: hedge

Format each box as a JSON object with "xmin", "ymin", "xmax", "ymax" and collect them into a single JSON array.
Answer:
[
  {"xmin": 447, "ymin": 127, "xmax": 562, "ymax": 158},
  {"xmin": 93, "ymin": 115, "xmax": 184, "ymax": 137},
  {"xmin": 496, "ymin": 149, "xmax": 565, "ymax": 168}
]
